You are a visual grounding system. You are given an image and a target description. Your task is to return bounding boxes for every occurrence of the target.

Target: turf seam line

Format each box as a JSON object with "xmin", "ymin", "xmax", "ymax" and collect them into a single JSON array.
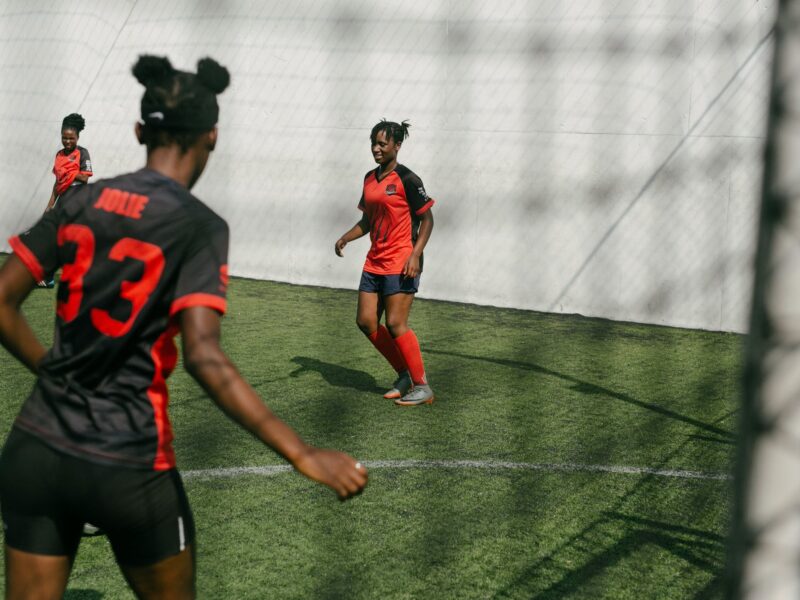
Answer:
[{"xmin": 182, "ymin": 460, "xmax": 731, "ymax": 481}]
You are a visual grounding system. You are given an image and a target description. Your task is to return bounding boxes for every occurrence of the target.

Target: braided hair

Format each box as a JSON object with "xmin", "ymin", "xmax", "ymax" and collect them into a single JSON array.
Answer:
[
  {"xmin": 370, "ymin": 119, "xmax": 410, "ymax": 145},
  {"xmin": 61, "ymin": 113, "xmax": 86, "ymax": 134},
  {"xmin": 132, "ymin": 55, "xmax": 230, "ymax": 152}
]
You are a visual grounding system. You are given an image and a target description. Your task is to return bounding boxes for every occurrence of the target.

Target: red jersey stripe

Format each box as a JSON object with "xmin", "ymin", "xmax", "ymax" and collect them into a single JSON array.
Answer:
[
  {"xmin": 8, "ymin": 235, "xmax": 45, "ymax": 282},
  {"xmin": 415, "ymin": 199, "xmax": 435, "ymax": 216},
  {"xmin": 148, "ymin": 322, "xmax": 179, "ymax": 470},
  {"xmin": 170, "ymin": 293, "xmax": 227, "ymax": 316}
]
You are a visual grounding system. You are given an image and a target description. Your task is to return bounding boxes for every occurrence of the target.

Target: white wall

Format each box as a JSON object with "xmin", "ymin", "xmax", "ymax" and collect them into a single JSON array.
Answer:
[{"xmin": 0, "ymin": 0, "xmax": 775, "ymax": 332}]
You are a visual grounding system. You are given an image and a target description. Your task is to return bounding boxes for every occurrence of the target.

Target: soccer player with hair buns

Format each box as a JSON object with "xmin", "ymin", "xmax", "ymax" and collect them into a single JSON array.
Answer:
[
  {"xmin": 0, "ymin": 55, "xmax": 367, "ymax": 599},
  {"xmin": 335, "ymin": 119, "xmax": 436, "ymax": 406}
]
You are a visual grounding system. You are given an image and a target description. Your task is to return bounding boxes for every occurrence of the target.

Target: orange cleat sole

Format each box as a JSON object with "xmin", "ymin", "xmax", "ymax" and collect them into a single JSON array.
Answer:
[{"xmin": 393, "ymin": 396, "xmax": 435, "ymax": 407}]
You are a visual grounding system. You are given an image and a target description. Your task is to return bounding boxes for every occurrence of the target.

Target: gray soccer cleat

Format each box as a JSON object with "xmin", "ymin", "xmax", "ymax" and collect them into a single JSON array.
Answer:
[
  {"xmin": 394, "ymin": 384, "xmax": 435, "ymax": 406},
  {"xmin": 384, "ymin": 371, "xmax": 413, "ymax": 399}
]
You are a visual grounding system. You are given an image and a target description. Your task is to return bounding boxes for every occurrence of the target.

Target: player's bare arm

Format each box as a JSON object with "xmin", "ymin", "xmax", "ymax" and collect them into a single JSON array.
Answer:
[
  {"xmin": 45, "ymin": 181, "xmax": 58, "ymax": 212},
  {"xmin": 335, "ymin": 213, "xmax": 370, "ymax": 256},
  {"xmin": 179, "ymin": 306, "xmax": 368, "ymax": 499},
  {"xmin": 0, "ymin": 255, "xmax": 47, "ymax": 373},
  {"xmin": 403, "ymin": 209, "xmax": 434, "ymax": 278}
]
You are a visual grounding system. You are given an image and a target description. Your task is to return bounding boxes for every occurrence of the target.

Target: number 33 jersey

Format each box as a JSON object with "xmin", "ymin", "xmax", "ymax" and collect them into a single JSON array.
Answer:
[{"xmin": 8, "ymin": 168, "xmax": 229, "ymax": 471}]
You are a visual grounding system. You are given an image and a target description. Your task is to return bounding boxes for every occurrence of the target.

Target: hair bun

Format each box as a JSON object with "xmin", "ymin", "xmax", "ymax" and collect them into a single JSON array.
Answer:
[
  {"xmin": 132, "ymin": 55, "xmax": 174, "ymax": 87},
  {"xmin": 196, "ymin": 58, "xmax": 230, "ymax": 94},
  {"xmin": 62, "ymin": 112, "xmax": 86, "ymax": 132}
]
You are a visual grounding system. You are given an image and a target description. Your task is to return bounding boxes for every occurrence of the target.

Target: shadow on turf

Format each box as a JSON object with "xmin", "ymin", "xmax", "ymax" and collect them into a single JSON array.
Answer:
[
  {"xmin": 64, "ymin": 591, "xmax": 103, "ymax": 599},
  {"xmin": 502, "ymin": 512, "xmax": 725, "ymax": 599},
  {"xmin": 289, "ymin": 356, "xmax": 385, "ymax": 394},
  {"xmin": 424, "ymin": 348, "xmax": 735, "ymax": 441}
]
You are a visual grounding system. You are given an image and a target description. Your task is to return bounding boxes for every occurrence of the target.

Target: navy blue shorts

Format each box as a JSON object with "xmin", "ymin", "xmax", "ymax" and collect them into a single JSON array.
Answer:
[
  {"xmin": 0, "ymin": 427, "xmax": 195, "ymax": 566},
  {"xmin": 358, "ymin": 271, "xmax": 420, "ymax": 295}
]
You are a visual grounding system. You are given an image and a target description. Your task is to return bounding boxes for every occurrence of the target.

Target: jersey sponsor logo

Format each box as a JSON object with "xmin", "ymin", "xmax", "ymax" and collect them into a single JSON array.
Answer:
[
  {"xmin": 418, "ymin": 186, "xmax": 429, "ymax": 200},
  {"xmin": 84, "ymin": 159, "xmax": 92, "ymax": 171},
  {"xmin": 94, "ymin": 187, "xmax": 150, "ymax": 219},
  {"xmin": 386, "ymin": 184, "xmax": 397, "ymax": 196}
]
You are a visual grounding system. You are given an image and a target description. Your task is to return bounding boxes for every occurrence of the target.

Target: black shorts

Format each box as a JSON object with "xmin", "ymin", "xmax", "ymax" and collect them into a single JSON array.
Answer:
[
  {"xmin": 358, "ymin": 271, "xmax": 420, "ymax": 295},
  {"xmin": 0, "ymin": 427, "xmax": 195, "ymax": 566}
]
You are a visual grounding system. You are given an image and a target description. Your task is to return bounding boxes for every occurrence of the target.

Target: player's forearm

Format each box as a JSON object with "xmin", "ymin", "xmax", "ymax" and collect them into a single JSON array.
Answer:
[
  {"xmin": 46, "ymin": 184, "xmax": 57, "ymax": 211},
  {"xmin": 185, "ymin": 347, "xmax": 310, "ymax": 464},
  {"xmin": 74, "ymin": 173, "xmax": 90, "ymax": 184},
  {"xmin": 0, "ymin": 258, "xmax": 46, "ymax": 373},
  {"xmin": 411, "ymin": 210, "xmax": 434, "ymax": 257},
  {"xmin": 341, "ymin": 218, "xmax": 369, "ymax": 243},
  {"xmin": 0, "ymin": 306, "xmax": 46, "ymax": 374}
]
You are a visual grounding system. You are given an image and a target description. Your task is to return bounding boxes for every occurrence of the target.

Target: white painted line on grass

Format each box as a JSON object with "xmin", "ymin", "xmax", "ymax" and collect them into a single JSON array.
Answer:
[{"xmin": 182, "ymin": 459, "xmax": 731, "ymax": 482}]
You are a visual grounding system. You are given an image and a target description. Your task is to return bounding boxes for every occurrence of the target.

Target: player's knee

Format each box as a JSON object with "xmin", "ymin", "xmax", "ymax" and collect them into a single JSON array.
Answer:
[
  {"xmin": 384, "ymin": 319, "xmax": 407, "ymax": 338},
  {"xmin": 356, "ymin": 316, "xmax": 376, "ymax": 335}
]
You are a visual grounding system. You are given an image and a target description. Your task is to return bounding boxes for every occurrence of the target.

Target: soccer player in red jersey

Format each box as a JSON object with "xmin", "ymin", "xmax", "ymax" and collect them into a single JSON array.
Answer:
[
  {"xmin": 0, "ymin": 55, "xmax": 367, "ymax": 599},
  {"xmin": 335, "ymin": 120, "xmax": 436, "ymax": 406},
  {"xmin": 38, "ymin": 113, "xmax": 93, "ymax": 287},
  {"xmin": 45, "ymin": 113, "xmax": 93, "ymax": 212}
]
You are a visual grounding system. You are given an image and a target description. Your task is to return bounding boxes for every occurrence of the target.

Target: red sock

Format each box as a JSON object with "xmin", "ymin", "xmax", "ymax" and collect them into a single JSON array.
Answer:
[
  {"xmin": 393, "ymin": 329, "xmax": 427, "ymax": 385},
  {"xmin": 367, "ymin": 325, "xmax": 407, "ymax": 374}
]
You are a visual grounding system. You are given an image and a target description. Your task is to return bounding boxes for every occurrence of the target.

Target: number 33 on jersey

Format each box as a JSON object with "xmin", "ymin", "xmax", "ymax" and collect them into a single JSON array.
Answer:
[{"xmin": 7, "ymin": 167, "xmax": 229, "ymax": 471}]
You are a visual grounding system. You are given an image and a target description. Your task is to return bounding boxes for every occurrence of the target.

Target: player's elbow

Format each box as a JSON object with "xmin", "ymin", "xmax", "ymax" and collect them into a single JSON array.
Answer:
[
  {"xmin": 183, "ymin": 340, "xmax": 227, "ymax": 383},
  {"xmin": 0, "ymin": 279, "xmax": 15, "ymax": 307}
]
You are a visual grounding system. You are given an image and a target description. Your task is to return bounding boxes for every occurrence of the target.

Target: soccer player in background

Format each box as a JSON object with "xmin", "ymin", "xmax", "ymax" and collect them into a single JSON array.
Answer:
[
  {"xmin": 0, "ymin": 55, "xmax": 367, "ymax": 599},
  {"xmin": 45, "ymin": 112, "xmax": 93, "ymax": 212},
  {"xmin": 335, "ymin": 120, "xmax": 436, "ymax": 406},
  {"xmin": 38, "ymin": 113, "xmax": 93, "ymax": 287}
]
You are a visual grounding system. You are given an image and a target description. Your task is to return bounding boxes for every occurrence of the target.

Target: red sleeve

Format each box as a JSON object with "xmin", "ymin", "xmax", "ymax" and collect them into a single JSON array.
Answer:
[{"xmin": 357, "ymin": 170, "xmax": 372, "ymax": 211}]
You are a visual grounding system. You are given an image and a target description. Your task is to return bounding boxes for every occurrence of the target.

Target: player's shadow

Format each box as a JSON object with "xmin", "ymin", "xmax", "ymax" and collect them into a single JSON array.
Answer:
[
  {"xmin": 64, "ymin": 591, "xmax": 104, "ymax": 599},
  {"xmin": 289, "ymin": 356, "xmax": 385, "ymax": 394}
]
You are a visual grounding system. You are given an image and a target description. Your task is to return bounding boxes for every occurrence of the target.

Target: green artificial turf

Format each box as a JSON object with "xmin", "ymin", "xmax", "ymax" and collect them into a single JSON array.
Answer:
[{"xmin": 0, "ymin": 267, "xmax": 741, "ymax": 598}]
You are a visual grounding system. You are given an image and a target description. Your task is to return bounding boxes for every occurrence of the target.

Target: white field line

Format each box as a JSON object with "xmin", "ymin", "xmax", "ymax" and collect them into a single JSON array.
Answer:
[{"xmin": 182, "ymin": 459, "xmax": 731, "ymax": 482}]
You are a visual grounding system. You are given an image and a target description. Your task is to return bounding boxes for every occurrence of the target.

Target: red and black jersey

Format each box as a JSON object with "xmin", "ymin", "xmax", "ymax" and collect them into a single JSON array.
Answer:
[
  {"xmin": 8, "ymin": 168, "xmax": 229, "ymax": 471},
  {"xmin": 358, "ymin": 164, "xmax": 434, "ymax": 275},
  {"xmin": 53, "ymin": 145, "xmax": 93, "ymax": 195}
]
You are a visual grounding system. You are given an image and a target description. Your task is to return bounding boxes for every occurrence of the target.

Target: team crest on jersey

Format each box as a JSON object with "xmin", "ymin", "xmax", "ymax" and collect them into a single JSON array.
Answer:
[{"xmin": 385, "ymin": 184, "xmax": 397, "ymax": 196}]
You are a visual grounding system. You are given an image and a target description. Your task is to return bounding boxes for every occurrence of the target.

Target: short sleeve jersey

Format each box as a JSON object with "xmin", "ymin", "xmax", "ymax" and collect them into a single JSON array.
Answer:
[
  {"xmin": 8, "ymin": 168, "xmax": 229, "ymax": 471},
  {"xmin": 53, "ymin": 145, "xmax": 93, "ymax": 195},
  {"xmin": 358, "ymin": 164, "xmax": 434, "ymax": 275}
]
